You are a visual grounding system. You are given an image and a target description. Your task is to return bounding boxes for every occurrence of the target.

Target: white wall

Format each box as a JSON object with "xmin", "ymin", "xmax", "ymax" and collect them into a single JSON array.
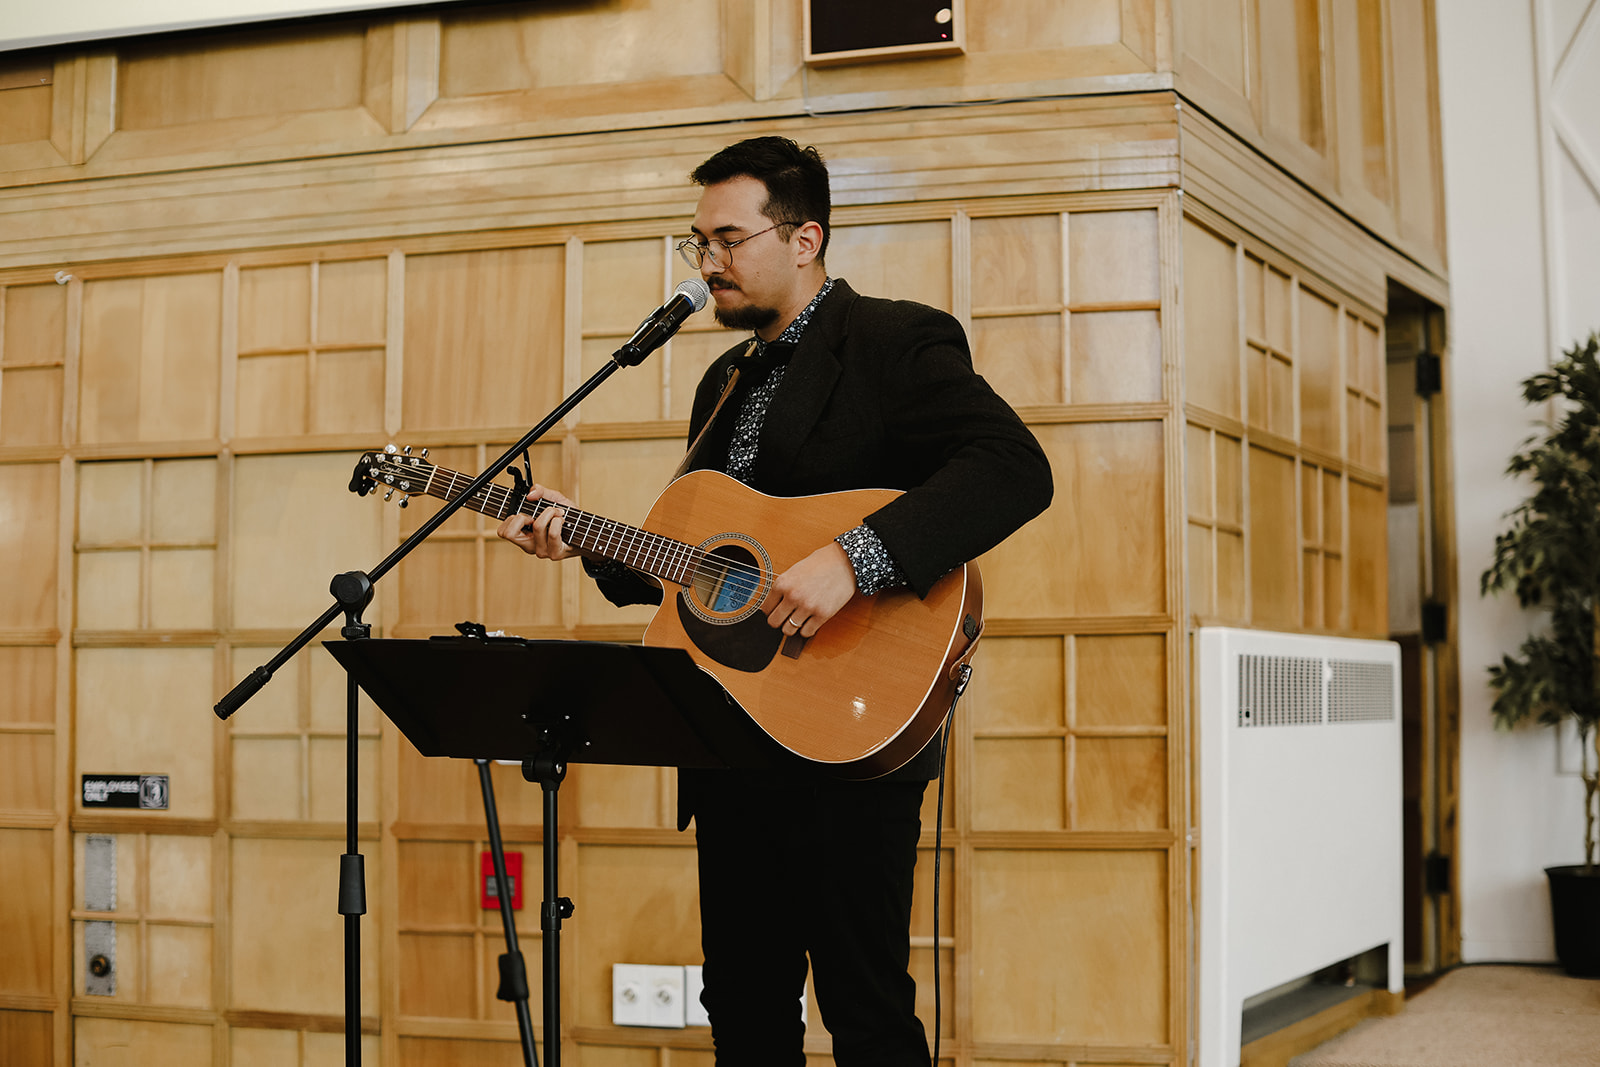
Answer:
[
  {"xmin": 0, "ymin": 0, "xmax": 466, "ymax": 52},
  {"xmin": 1438, "ymin": 0, "xmax": 1600, "ymax": 963}
]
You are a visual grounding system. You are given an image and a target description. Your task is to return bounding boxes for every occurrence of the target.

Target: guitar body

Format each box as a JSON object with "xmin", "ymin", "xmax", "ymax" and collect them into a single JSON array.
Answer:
[{"xmin": 638, "ymin": 470, "xmax": 983, "ymax": 780}]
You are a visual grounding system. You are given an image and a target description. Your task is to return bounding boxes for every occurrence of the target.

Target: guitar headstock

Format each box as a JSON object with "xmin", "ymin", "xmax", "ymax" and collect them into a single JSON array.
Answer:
[{"xmin": 349, "ymin": 445, "xmax": 435, "ymax": 507}]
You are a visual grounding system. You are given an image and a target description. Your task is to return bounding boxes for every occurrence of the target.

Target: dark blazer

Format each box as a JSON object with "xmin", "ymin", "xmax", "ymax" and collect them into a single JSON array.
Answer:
[{"xmin": 682, "ymin": 278, "xmax": 1053, "ymax": 595}]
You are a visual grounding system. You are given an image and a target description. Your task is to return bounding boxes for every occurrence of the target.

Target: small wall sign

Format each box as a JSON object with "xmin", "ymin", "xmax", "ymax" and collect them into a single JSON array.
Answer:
[{"xmin": 82, "ymin": 774, "xmax": 170, "ymax": 809}]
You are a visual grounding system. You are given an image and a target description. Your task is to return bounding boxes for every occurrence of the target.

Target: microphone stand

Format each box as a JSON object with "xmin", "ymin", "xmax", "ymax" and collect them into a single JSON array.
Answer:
[{"xmin": 214, "ymin": 328, "xmax": 679, "ymax": 1066}]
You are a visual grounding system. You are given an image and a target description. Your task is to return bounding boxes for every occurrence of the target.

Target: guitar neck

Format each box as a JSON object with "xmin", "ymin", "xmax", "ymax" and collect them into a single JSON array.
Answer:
[{"xmin": 420, "ymin": 465, "xmax": 699, "ymax": 585}]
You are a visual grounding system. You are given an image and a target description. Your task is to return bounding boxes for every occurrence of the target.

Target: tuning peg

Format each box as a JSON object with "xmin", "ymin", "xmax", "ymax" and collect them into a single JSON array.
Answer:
[
  {"xmin": 420, "ymin": 448, "xmax": 429, "ymax": 459},
  {"xmin": 384, "ymin": 488, "xmax": 395, "ymax": 501},
  {"xmin": 384, "ymin": 443, "xmax": 398, "ymax": 454},
  {"xmin": 398, "ymin": 496, "xmax": 409, "ymax": 509},
  {"xmin": 402, "ymin": 445, "xmax": 413, "ymax": 455}
]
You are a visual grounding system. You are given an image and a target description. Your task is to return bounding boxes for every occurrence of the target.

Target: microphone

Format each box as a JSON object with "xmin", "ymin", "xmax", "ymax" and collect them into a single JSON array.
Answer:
[{"xmin": 615, "ymin": 278, "xmax": 710, "ymax": 366}]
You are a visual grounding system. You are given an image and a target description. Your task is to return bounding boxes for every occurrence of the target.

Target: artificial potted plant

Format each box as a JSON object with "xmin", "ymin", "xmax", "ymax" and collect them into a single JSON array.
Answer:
[{"xmin": 1481, "ymin": 332, "xmax": 1600, "ymax": 978}]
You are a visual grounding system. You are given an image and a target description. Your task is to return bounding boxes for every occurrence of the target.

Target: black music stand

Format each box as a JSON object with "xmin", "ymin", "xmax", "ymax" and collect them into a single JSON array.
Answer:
[{"xmin": 325, "ymin": 634, "xmax": 783, "ymax": 1067}]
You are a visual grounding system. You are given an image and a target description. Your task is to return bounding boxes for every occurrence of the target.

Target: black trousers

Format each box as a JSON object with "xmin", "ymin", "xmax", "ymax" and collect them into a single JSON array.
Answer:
[{"xmin": 688, "ymin": 769, "xmax": 931, "ymax": 1066}]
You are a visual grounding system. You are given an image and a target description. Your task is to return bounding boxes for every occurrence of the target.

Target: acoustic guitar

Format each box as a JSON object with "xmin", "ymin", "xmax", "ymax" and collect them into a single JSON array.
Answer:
[{"xmin": 349, "ymin": 447, "xmax": 983, "ymax": 778}]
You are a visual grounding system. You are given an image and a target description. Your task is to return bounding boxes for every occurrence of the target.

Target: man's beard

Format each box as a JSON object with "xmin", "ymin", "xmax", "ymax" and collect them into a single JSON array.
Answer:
[{"xmin": 712, "ymin": 294, "xmax": 780, "ymax": 333}]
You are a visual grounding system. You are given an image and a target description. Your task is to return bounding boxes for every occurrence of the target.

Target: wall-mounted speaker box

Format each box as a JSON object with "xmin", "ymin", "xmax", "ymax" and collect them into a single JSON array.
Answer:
[{"xmin": 805, "ymin": 0, "xmax": 965, "ymax": 66}]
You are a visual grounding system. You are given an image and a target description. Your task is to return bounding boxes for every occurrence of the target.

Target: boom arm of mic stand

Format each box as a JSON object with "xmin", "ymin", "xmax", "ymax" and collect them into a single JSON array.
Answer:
[{"xmin": 214, "ymin": 351, "xmax": 639, "ymax": 720}]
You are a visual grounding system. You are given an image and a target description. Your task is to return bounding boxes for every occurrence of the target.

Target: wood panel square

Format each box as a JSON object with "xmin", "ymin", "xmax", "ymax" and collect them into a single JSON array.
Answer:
[
  {"xmin": 0, "ymin": 733, "xmax": 52, "ymax": 813},
  {"xmin": 972, "ymin": 850, "xmax": 1167, "ymax": 1044},
  {"xmin": 402, "ymin": 247, "xmax": 564, "ymax": 433},
  {"xmin": 78, "ymin": 459, "xmax": 145, "ymax": 544},
  {"xmin": 1299, "ymin": 287, "xmax": 1341, "ymax": 455},
  {"xmin": 670, "ymin": 330, "xmax": 739, "ymax": 420},
  {"xmin": 1071, "ymin": 309, "xmax": 1162, "ymax": 403},
  {"xmin": 983, "ymin": 422, "xmax": 1165, "ymax": 618},
  {"xmin": 439, "ymin": 0, "xmax": 724, "ymax": 94},
  {"xmin": 574, "ymin": 844, "xmax": 700, "ymax": 1027},
  {"xmin": 969, "ymin": 636, "xmax": 1064, "ymax": 732},
  {"xmin": 1069, "ymin": 209, "xmax": 1160, "ymax": 306},
  {"xmin": 583, "ymin": 239, "xmax": 666, "ymax": 335},
  {"xmin": 1189, "ymin": 523, "xmax": 1215, "ymax": 617},
  {"xmin": 318, "ymin": 259, "xmax": 388, "ymax": 346},
  {"xmin": 0, "ymin": 82, "xmax": 50, "ymax": 145},
  {"xmin": 312, "ymin": 349, "xmax": 386, "ymax": 435},
  {"xmin": 150, "ymin": 458, "xmax": 217, "ymax": 543},
  {"xmin": 2, "ymin": 282, "xmax": 66, "ymax": 365},
  {"xmin": 973, "ymin": 737, "xmax": 1064, "ymax": 830},
  {"xmin": 0, "ymin": 646, "xmax": 52, "ymax": 723},
  {"xmin": 0, "ymin": 366, "xmax": 62, "ymax": 446},
  {"xmin": 830, "ymin": 220, "xmax": 952, "ymax": 309},
  {"xmin": 0, "ymin": 828, "xmax": 52, "ymax": 995},
  {"xmin": 78, "ymin": 647, "xmax": 214, "ymax": 818},
  {"xmin": 240, "ymin": 266, "xmax": 310, "ymax": 353},
  {"xmin": 79, "ymin": 274, "xmax": 222, "ymax": 445},
  {"xmin": 0, "ymin": 463, "xmax": 56, "ymax": 630},
  {"xmin": 399, "ymin": 840, "xmax": 477, "ymax": 927},
  {"xmin": 1180, "ymin": 219, "xmax": 1239, "ymax": 419},
  {"xmin": 147, "ymin": 834, "xmax": 213, "ymax": 920},
  {"xmin": 148, "ymin": 548, "xmax": 215, "ymax": 630},
  {"xmin": 231, "ymin": 836, "xmax": 380, "ymax": 1015},
  {"xmin": 119, "ymin": 24, "xmax": 367, "ymax": 129},
  {"xmin": 1248, "ymin": 446, "xmax": 1298, "ymax": 629},
  {"xmin": 237, "ymin": 353, "xmax": 310, "ymax": 437},
  {"xmin": 575, "ymin": 438, "xmax": 684, "ymax": 627},
  {"xmin": 575, "ymin": 763, "xmax": 670, "ymax": 829},
  {"xmin": 581, "ymin": 335, "xmax": 664, "ymax": 424},
  {"xmin": 972, "ymin": 313, "xmax": 1062, "ymax": 407},
  {"xmin": 399, "ymin": 1036, "xmax": 530, "ymax": 1067},
  {"xmin": 145, "ymin": 924, "xmax": 213, "ymax": 1008},
  {"xmin": 76, "ymin": 551, "xmax": 142, "ymax": 630},
  {"xmin": 397, "ymin": 539, "xmax": 478, "ymax": 631},
  {"xmin": 231, "ymin": 738, "xmax": 300, "ymax": 821},
  {"xmin": 231, "ymin": 452, "xmax": 384, "ymax": 630},
  {"xmin": 972, "ymin": 214, "xmax": 1061, "ymax": 309},
  {"xmin": 0, "ymin": 1011, "xmax": 51, "ymax": 1067},
  {"xmin": 400, "ymin": 933, "xmax": 478, "ymax": 1018},
  {"xmin": 1076, "ymin": 634, "xmax": 1166, "ymax": 728},
  {"xmin": 485, "ymin": 538, "xmax": 565, "ymax": 631},
  {"xmin": 1075, "ymin": 737, "xmax": 1166, "ymax": 830},
  {"xmin": 1186, "ymin": 423, "xmax": 1213, "ymax": 520},
  {"xmin": 1349, "ymin": 480, "xmax": 1387, "ymax": 635},
  {"xmin": 74, "ymin": 1018, "xmax": 213, "ymax": 1065}
]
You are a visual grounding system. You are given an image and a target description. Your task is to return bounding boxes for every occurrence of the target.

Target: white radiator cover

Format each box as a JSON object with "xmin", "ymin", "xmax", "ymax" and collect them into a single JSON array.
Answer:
[{"xmin": 1196, "ymin": 627, "xmax": 1403, "ymax": 1066}]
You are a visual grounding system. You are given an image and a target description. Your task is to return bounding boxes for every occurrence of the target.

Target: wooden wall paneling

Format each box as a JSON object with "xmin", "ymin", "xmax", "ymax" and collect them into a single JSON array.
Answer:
[
  {"xmin": 229, "ymin": 451, "xmax": 385, "ymax": 630},
  {"xmin": 74, "ymin": 459, "xmax": 144, "ymax": 632},
  {"xmin": 970, "ymin": 636, "xmax": 1069, "ymax": 833},
  {"xmin": 0, "ymin": 1009, "xmax": 54, "ymax": 1064},
  {"xmin": 363, "ymin": 19, "xmax": 441, "ymax": 135},
  {"xmin": 1181, "ymin": 218, "xmax": 1241, "ymax": 420},
  {"xmin": 829, "ymin": 219, "xmax": 953, "ymax": 309},
  {"xmin": 984, "ymin": 421, "xmax": 1167, "ymax": 619},
  {"xmin": 971, "ymin": 848, "xmax": 1169, "ymax": 1049},
  {"xmin": 76, "ymin": 648, "xmax": 215, "ymax": 820},
  {"xmin": 230, "ymin": 835, "xmax": 380, "ymax": 1018},
  {"xmin": 970, "ymin": 212, "xmax": 1065, "ymax": 407},
  {"xmin": 0, "ymin": 461, "xmax": 60, "ymax": 631},
  {"xmin": 1068, "ymin": 208, "xmax": 1163, "ymax": 405},
  {"xmin": 148, "ymin": 458, "xmax": 218, "ymax": 632},
  {"xmin": 572, "ymin": 438, "xmax": 686, "ymax": 631},
  {"xmin": 1257, "ymin": 0, "xmax": 1332, "ymax": 172},
  {"xmin": 73, "ymin": 1016, "xmax": 214, "ymax": 1065},
  {"xmin": 1187, "ymin": 421, "xmax": 1217, "ymax": 618},
  {"xmin": 1348, "ymin": 474, "xmax": 1388, "ymax": 636},
  {"xmin": 314, "ymin": 258, "xmax": 389, "ymax": 437},
  {"xmin": 1248, "ymin": 444, "xmax": 1300, "ymax": 629},
  {"xmin": 1387, "ymin": 0, "xmax": 1445, "ymax": 259},
  {"xmin": 0, "ymin": 827, "xmax": 53, "ymax": 997},
  {"xmin": 0, "ymin": 646, "xmax": 55, "ymax": 815},
  {"xmin": 1298, "ymin": 284, "xmax": 1342, "ymax": 457},
  {"xmin": 237, "ymin": 264, "xmax": 311, "ymax": 440},
  {"xmin": 78, "ymin": 273, "xmax": 222, "ymax": 447},
  {"xmin": 579, "ymin": 238, "xmax": 669, "ymax": 426},
  {"xmin": 107, "ymin": 21, "xmax": 383, "ymax": 164},
  {"xmin": 49, "ymin": 54, "xmax": 116, "ymax": 167},
  {"xmin": 401, "ymin": 246, "xmax": 565, "ymax": 436},
  {"xmin": 1, "ymin": 282, "xmax": 68, "ymax": 448},
  {"xmin": 1329, "ymin": 0, "xmax": 1396, "ymax": 224}
]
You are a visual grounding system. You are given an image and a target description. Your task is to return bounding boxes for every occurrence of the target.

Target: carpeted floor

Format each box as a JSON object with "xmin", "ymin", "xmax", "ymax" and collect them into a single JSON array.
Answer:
[{"xmin": 1288, "ymin": 965, "xmax": 1600, "ymax": 1067}]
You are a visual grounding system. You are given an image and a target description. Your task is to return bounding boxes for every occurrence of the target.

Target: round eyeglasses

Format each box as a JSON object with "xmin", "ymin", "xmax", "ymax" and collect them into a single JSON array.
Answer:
[{"xmin": 675, "ymin": 222, "xmax": 799, "ymax": 270}]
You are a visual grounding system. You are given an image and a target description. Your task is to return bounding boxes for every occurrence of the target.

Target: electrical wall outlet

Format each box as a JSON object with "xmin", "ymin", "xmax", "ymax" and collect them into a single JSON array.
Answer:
[{"xmin": 612, "ymin": 964, "xmax": 685, "ymax": 1028}]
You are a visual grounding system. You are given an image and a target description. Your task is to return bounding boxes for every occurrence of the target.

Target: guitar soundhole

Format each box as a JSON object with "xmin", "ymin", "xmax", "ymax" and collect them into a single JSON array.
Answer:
[{"xmin": 686, "ymin": 540, "xmax": 767, "ymax": 624}]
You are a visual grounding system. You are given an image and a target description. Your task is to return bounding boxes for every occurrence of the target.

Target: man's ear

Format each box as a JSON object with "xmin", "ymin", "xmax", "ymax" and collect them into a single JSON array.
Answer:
[{"xmin": 792, "ymin": 220, "xmax": 825, "ymax": 267}]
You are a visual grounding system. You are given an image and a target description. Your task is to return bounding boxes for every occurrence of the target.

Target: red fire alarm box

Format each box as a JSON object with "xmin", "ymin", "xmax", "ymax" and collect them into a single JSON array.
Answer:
[{"xmin": 480, "ymin": 851, "xmax": 523, "ymax": 910}]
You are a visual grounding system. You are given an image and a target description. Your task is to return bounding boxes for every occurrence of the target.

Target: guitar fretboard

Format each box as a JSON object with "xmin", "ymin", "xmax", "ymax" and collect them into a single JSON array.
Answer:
[{"xmin": 416, "ymin": 463, "xmax": 710, "ymax": 587}]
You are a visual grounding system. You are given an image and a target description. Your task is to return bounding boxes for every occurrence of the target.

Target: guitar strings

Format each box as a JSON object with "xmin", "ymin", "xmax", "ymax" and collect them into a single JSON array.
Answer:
[{"xmin": 412, "ymin": 464, "xmax": 773, "ymax": 590}]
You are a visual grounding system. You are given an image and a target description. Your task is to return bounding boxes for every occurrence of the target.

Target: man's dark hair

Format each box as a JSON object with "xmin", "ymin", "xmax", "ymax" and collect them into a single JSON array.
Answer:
[{"xmin": 691, "ymin": 136, "xmax": 831, "ymax": 260}]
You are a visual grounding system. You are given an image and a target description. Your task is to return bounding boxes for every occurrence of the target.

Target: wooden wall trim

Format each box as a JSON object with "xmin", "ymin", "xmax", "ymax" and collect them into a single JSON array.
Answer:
[
  {"xmin": 1180, "ymin": 105, "xmax": 1447, "ymax": 312},
  {"xmin": 0, "ymin": 95, "xmax": 1181, "ymax": 270}
]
